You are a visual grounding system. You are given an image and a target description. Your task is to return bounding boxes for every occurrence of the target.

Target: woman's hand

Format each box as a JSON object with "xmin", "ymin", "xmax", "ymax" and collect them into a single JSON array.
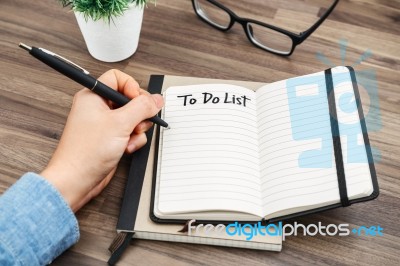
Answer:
[{"xmin": 41, "ymin": 69, "xmax": 164, "ymax": 212}]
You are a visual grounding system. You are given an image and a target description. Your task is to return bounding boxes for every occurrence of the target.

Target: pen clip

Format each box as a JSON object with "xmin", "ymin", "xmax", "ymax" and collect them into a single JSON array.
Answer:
[{"xmin": 39, "ymin": 48, "xmax": 90, "ymax": 75}]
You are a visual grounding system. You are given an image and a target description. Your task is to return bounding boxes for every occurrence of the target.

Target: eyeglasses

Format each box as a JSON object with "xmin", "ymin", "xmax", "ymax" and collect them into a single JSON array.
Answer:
[{"xmin": 191, "ymin": 0, "xmax": 339, "ymax": 56}]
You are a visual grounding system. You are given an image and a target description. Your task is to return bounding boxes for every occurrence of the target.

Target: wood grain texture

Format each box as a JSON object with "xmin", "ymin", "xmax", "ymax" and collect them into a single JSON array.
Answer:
[{"xmin": 1, "ymin": 0, "xmax": 399, "ymax": 265}]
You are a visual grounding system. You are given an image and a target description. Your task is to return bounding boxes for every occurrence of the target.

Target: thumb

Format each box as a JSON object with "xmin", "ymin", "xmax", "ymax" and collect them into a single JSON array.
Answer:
[{"xmin": 114, "ymin": 94, "xmax": 164, "ymax": 130}]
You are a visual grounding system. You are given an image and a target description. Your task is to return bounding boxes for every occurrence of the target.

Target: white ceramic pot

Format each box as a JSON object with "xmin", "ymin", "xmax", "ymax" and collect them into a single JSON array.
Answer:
[{"xmin": 74, "ymin": 4, "xmax": 144, "ymax": 62}]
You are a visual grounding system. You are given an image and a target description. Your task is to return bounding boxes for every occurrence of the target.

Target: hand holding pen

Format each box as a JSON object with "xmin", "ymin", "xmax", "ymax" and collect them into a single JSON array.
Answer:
[
  {"xmin": 19, "ymin": 64, "xmax": 164, "ymax": 212},
  {"xmin": 18, "ymin": 43, "xmax": 169, "ymax": 128},
  {"xmin": 18, "ymin": 43, "xmax": 170, "ymax": 210}
]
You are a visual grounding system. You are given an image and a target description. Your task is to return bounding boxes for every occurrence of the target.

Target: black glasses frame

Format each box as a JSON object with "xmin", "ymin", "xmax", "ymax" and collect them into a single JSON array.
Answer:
[{"xmin": 191, "ymin": 0, "xmax": 339, "ymax": 56}]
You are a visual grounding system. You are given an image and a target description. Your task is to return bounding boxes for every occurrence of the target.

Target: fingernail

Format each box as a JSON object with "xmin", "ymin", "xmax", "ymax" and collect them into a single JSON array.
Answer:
[{"xmin": 152, "ymin": 94, "xmax": 164, "ymax": 108}]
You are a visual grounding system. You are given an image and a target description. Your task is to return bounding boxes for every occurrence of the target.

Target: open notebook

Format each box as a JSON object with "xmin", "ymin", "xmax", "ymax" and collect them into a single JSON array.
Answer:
[
  {"xmin": 112, "ymin": 75, "xmax": 282, "ymax": 259},
  {"xmin": 151, "ymin": 66, "xmax": 378, "ymax": 223}
]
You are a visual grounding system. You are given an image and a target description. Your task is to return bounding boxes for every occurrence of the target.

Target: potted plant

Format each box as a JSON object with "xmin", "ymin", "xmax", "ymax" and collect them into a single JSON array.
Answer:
[{"xmin": 58, "ymin": 0, "xmax": 149, "ymax": 62}]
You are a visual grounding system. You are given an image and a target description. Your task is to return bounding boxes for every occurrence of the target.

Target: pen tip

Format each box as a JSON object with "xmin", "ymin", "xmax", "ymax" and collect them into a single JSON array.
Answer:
[
  {"xmin": 166, "ymin": 126, "xmax": 171, "ymax": 130},
  {"xmin": 19, "ymin": 43, "xmax": 32, "ymax": 51}
]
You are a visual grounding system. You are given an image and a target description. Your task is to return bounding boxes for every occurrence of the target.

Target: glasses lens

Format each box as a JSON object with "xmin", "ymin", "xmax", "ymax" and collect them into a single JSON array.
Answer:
[
  {"xmin": 194, "ymin": 0, "xmax": 231, "ymax": 29},
  {"xmin": 247, "ymin": 23, "xmax": 293, "ymax": 55}
]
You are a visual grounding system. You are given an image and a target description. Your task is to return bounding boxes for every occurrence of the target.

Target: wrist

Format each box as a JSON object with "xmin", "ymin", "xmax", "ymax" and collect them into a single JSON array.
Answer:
[{"xmin": 41, "ymin": 165, "xmax": 86, "ymax": 212}]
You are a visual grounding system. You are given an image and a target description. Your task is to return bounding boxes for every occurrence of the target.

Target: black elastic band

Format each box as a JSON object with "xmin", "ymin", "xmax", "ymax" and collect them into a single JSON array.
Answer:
[
  {"xmin": 325, "ymin": 69, "xmax": 350, "ymax": 207},
  {"xmin": 108, "ymin": 232, "xmax": 134, "ymax": 265}
]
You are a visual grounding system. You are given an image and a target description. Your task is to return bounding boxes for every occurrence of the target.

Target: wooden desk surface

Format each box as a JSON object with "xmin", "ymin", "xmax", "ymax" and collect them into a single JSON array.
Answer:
[{"xmin": 1, "ymin": 0, "xmax": 399, "ymax": 265}]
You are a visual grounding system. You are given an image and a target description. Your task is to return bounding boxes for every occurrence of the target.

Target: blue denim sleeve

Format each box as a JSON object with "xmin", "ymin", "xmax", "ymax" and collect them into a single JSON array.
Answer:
[{"xmin": 0, "ymin": 172, "xmax": 80, "ymax": 265}]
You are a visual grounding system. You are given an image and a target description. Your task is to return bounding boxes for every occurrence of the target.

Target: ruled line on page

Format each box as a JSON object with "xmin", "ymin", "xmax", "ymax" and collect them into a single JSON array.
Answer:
[
  {"xmin": 165, "ymin": 118, "xmax": 256, "ymax": 128},
  {"xmin": 261, "ymin": 171, "xmax": 368, "ymax": 195},
  {"xmin": 161, "ymin": 169, "xmax": 259, "ymax": 178},
  {"xmin": 160, "ymin": 175, "xmax": 261, "ymax": 186},
  {"xmin": 161, "ymin": 149, "xmax": 259, "ymax": 159},
  {"xmin": 162, "ymin": 155, "xmax": 258, "ymax": 166},
  {"xmin": 262, "ymin": 179, "xmax": 368, "ymax": 205},
  {"xmin": 166, "ymin": 113, "xmax": 258, "ymax": 123},
  {"xmin": 258, "ymin": 147, "xmax": 367, "ymax": 174},
  {"xmin": 258, "ymin": 113, "xmax": 332, "ymax": 135},
  {"xmin": 257, "ymin": 101, "xmax": 329, "ymax": 126},
  {"xmin": 163, "ymin": 136, "xmax": 259, "ymax": 148},
  {"xmin": 161, "ymin": 182, "xmax": 261, "ymax": 192},
  {"xmin": 161, "ymin": 190, "xmax": 261, "ymax": 200},
  {"xmin": 259, "ymin": 127, "xmax": 362, "ymax": 153},
  {"xmin": 256, "ymin": 76, "xmax": 352, "ymax": 106},
  {"xmin": 261, "ymin": 165, "xmax": 370, "ymax": 192},
  {"xmin": 163, "ymin": 143, "xmax": 259, "ymax": 153},
  {"xmin": 161, "ymin": 197, "xmax": 260, "ymax": 205},
  {"xmin": 161, "ymin": 162, "xmax": 260, "ymax": 169},
  {"xmin": 164, "ymin": 124, "xmax": 258, "ymax": 134},
  {"xmin": 258, "ymin": 124, "xmax": 362, "ymax": 154}
]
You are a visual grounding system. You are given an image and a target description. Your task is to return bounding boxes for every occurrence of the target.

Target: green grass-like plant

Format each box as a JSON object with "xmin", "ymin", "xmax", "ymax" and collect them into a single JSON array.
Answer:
[{"xmin": 58, "ymin": 0, "xmax": 150, "ymax": 22}]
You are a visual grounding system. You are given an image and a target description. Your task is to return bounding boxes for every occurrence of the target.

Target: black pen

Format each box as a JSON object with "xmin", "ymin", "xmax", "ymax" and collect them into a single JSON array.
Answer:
[{"xmin": 18, "ymin": 43, "xmax": 168, "ymax": 128}]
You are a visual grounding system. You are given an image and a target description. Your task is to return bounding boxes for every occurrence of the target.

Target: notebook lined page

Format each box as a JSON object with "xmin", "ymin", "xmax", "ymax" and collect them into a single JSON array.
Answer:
[
  {"xmin": 156, "ymin": 84, "xmax": 263, "ymax": 217},
  {"xmin": 256, "ymin": 68, "xmax": 373, "ymax": 218},
  {"xmin": 256, "ymin": 72, "xmax": 340, "ymax": 217}
]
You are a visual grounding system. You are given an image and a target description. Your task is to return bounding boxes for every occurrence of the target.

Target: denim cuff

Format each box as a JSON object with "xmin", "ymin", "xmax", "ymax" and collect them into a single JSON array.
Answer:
[{"xmin": 0, "ymin": 172, "xmax": 79, "ymax": 265}]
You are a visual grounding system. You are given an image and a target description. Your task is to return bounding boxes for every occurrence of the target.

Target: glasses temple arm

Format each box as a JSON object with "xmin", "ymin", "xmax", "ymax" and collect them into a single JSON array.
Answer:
[{"xmin": 298, "ymin": 0, "xmax": 340, "ymax": 42}]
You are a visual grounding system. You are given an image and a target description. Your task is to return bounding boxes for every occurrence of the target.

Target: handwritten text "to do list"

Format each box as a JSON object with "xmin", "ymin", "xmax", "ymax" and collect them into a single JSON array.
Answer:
[{"xmin": 176, "ymin": 92, "xmax": 251, "ymax": 107}]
